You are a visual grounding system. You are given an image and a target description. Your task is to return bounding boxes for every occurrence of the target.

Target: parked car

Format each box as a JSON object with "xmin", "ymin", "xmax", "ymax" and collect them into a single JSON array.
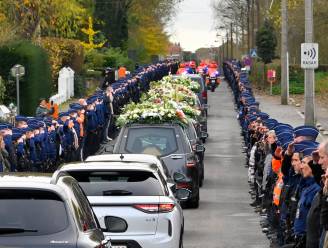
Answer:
[
  {"xmin": 0, "ymin": 173, "xmax": 111, "ymax": 248},
  {"xmin": 57, "ymin": 162, "xmax": 190, "ymax": 248},
  {"xmin": 112, "ymin": 123, "xmax": 203, "ymax": 208}
]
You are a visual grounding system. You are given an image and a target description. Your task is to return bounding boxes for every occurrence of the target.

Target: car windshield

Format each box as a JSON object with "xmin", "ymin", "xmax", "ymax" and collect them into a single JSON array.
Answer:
[
  {"xmin": 0, "ymin": 189, "xmax": 68, "ymax": 236},
  {"xmin": 125, "ymin": 127, "xmax": 178, "ymax": 156},
  {"xmin": 68, "ymin": 170, "xmax": 164, "ymax": 196}
]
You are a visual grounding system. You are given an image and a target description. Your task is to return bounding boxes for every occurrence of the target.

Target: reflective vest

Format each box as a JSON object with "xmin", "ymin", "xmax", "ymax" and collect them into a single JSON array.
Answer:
[
  {"xmin": 273, "ymin": 172, "xmax": 284, "ymax": 206},
  {"xmin": 272, "ymin": 157, "xmax": 283, "ymax": 206}
]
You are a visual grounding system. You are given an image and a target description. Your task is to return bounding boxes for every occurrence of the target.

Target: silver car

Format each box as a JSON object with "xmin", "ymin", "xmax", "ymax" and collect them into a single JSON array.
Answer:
[{"xmin": 57, "ymin": 161, "xmax": 189, "ymax": 248}]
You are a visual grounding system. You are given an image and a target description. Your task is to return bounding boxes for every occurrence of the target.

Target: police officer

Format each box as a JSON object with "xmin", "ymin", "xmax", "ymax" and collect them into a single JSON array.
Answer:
[{"xmin": 292, "ymin": 148, "xmax": 321, "ymax": 247}]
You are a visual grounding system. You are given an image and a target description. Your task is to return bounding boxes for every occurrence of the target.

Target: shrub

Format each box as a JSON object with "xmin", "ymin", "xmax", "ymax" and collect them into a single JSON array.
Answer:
[
  {"xmin": 84, "ymin": 47, "xmax": 134, "ymax": 71},
  {"xmin": 0, "ymin": 41, "xmax": 52, "ymax": 115},
  {"xmin": 40, "ymin": 37, "xmax": 84, "ymax": 89}
]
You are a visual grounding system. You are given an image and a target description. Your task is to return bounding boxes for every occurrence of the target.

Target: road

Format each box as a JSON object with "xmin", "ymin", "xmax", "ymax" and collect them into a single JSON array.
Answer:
[{"xmin": 183, "ymin": 80, "xmax": 269, "ymax": 248}]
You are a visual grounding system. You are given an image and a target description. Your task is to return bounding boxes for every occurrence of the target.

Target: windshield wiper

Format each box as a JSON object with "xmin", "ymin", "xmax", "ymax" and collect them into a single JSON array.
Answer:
[
  {"xmin": 0, "ymin": 227, "xmax": 38, "ymax": 234},
  {"xmin": 103, "ymin": 190, "xmax": 132, "ymax": 196}
]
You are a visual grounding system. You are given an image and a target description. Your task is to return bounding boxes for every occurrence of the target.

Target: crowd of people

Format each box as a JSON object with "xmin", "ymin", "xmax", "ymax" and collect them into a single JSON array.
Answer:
[
  {"xmin": 177, "ymin": 60, "xmax": 220, "ymax": 77},
  {"xmin": 0, "ymin": 61, "xmax": 178, "ymax": 173},
  {"xmin": 224, "ymin": 61, "xmax": 328, "ymax": 248}
]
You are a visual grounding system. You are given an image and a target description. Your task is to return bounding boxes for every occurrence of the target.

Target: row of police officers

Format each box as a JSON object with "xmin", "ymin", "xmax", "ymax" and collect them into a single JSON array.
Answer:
[
  {"xmin": 224, "ymin": 61, "xmax": 328, "ymax": 248},
  {"xmin": 0, "ymin": 61, "xmax": 178, "ymax": 173}
]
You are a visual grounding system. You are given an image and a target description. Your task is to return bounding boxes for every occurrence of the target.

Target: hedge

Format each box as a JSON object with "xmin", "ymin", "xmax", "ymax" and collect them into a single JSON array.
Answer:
[
  {"xmin": 0, "ymin": 41, "xmax": 52, "ymax": 115},
  {"xmin": 40, "ymin": 37, "xmax": 84, "ymax": 90}
]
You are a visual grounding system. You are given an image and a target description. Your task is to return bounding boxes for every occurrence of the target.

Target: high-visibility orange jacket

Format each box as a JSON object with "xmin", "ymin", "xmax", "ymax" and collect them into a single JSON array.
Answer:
[
  {"xmin": 272, "ymin": 157, "xmax": 283, "ymax": 206},
  {"xmin": 118, "ymin": 67, "xmax": 126, "ymax": 79}
]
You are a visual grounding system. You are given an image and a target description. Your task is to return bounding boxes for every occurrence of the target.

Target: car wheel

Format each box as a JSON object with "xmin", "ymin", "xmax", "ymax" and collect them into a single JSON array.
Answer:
[
  {"xmin": 188, "ymin": 188, "xmax": 199, "ymax": 209},
  {"xmin": 179, "ymin": 232, "xmax": 184, "ymax": 248},
  {"xmin": 199, "ymin": 169, "xmax": 204, "ymax": 187}
]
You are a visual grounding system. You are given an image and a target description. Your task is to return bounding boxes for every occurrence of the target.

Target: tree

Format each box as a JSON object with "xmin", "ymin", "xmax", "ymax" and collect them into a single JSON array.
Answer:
[
  {"xmin": 80, "ymin": 17, "xmax": 106, "ymax": 51},
  {"xmin": 256, "ymin": 20, "xmax": 277, "ymax": 64},
  {"xmin": 0, "ymin": 0, "xmax": 88, "ymax": 40},
  {"xmin": 94, "ymin": 0, "xmax": 131, "ymax": 49},
  {"xmin": 127, "ymin": 0, "xmax": 181, "ymax": 62}
]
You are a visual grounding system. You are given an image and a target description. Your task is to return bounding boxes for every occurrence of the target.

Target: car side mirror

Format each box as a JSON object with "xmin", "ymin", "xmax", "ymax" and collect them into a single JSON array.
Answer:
[
  {"xmin": 196, "ymin": 144, "xmax": 205, "ymax": 153},
  {"xmin": 202, "ymin": 104, "xmax": 209, "ymax": 110},
  {"xmin": 200, "ymin": 131, "xmax": 208, "ymax": 139},
  {"xmin": 175, "ymin": 188, "xmax": 191, "ymax": 201},
  {"xmin": 173, "ymin": 172, "xmax": 186, "ymax": 183}
]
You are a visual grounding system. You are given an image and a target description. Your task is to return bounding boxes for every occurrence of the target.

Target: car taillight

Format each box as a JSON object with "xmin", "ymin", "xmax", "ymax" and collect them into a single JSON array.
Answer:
[
  {"xmin": 159, "ymin": 203, "xmax": 175, "ymax": 213},
  {"xmin": 186, "ymin": 160, "xmax": 196, "ymax": 168},
  {"xmin": 133, "ymin": 204, "xmax": 175, "ymax": 213},
  {"xmin": 202, "ymin": 90, "xmax": 207, "ymax": 98},
  {"xmin": 176, "ymin": 182, "xmax": 191, "ymax": 189}
]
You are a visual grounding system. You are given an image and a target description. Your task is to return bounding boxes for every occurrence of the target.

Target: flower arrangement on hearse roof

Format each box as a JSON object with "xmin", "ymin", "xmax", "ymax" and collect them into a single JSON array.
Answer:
[{"xmin": 116, "ymin": 76, "xmax": 201, "ymax": 127}]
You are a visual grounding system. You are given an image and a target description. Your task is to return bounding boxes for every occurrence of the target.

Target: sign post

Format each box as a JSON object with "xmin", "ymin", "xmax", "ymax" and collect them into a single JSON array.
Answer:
[
  {"xmin": 301, "ymin": 43, "xmax": 318, "ymax": 69},
  {"xmin": 301, "ymin": 42, "xmax": 318, "ymax": 125},
  {"xmin": 267, "ymin": 69, "xmax": 277, "ymax": 96},
  {"xmin": 10, "ymin": 64, "xmax": 25, "ymax": 115}
]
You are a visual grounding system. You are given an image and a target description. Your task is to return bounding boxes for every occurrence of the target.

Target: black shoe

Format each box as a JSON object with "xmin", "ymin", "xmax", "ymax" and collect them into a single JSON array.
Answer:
[{"xmin": 250, "ymin": 200, "xmax": 260, "ymax": 207}]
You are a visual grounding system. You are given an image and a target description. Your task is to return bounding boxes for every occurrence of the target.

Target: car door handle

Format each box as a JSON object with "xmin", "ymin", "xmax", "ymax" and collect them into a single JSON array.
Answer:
[{"xmin": 170, "ymin": 155, "xmax": 183, "ymax": 159}]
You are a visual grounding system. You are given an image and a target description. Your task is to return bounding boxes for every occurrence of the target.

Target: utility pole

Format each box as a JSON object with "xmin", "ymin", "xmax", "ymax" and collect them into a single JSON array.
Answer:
[
  {"xmin": 251, "ymin": 0, "xmax": 255, "ymax": 49},
  {"xmin": 281, "ymin": 0, "xmax": 289, "ymax": 105},
  {"xmin": 226, "ymin": 31, "xmax": 229, "ymax": 59},
  {"xmin": 256, "ymin": 0, "xmax": 261, "ymax": 30},
  {"xmin": 304, "ymin": 0, "xmax": 315, "ymax": 125},
  {"xmin": 247, "ymin": 0, "xmax": 251, "ymax": 53},
  {"xmin": 230, "ymin": 23, "xmax": 233, "ymax": 59}
]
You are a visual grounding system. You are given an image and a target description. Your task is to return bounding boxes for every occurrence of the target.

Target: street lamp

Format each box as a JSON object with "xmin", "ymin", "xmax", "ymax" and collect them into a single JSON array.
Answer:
[{"xmin": 10, "ymin": 64, "xmax": 25, "ymax": 115}]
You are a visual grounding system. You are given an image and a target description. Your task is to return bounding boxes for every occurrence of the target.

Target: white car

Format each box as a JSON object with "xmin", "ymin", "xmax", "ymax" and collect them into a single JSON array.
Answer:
[
  {"xmin": 57, "ymin": 161, "xmax": 189, "ymax": 248},
  {"xmin": 86, "ymin": 154, "xmax": 171, "ymax": 181}
]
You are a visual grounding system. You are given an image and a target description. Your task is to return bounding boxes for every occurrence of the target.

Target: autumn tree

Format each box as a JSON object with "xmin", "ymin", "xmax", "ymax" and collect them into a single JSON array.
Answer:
[
  {"xmin": 127, "ymin": 0, "xmax": 181, "ymax": 62},
  {"xmin": 0, "ymin": 0, "xmax": 88, "ymax": 40}
]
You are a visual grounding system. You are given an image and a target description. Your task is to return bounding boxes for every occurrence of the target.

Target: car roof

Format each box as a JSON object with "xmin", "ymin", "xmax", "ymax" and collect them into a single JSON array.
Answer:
[
  {"xmin": 0, "ymin": 173, "xmax": 68, "ymax": 195},
  {"xmin": 59, "ymin": 161, "xmax": 159, "ymax": 173},
  {"xmin": 0, "ymin": 173, "xmax": 52, "ymax": 184},
  {"xmin": 86, "ymin": 153, "xmax": 162, "ymax": 164},
  {"xmin": 126, "ymin": 123, "xmax": 181, "ymax": 128}
]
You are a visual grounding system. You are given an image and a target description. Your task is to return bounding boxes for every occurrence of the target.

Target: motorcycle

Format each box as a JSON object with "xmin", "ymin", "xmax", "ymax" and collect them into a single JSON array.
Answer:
[
  {"xmin": 209, "ymin": 76, "xmax": 217, "ymax": 92},
  {"xmin": 206, "ymin": 73, "xmax": 221, "ymax": 92}
]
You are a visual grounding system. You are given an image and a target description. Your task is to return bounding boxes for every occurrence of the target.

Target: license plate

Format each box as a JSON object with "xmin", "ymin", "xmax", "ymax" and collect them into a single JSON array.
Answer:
[{"xmin": 112, "ymin": 246, "xmax": 127, "ymax": 248}]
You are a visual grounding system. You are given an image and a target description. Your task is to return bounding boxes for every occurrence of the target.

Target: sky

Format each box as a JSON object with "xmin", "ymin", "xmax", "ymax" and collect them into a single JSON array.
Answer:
[{"xmin": 168, "ymin": 0, "xmax": 219, "ymax": 52}]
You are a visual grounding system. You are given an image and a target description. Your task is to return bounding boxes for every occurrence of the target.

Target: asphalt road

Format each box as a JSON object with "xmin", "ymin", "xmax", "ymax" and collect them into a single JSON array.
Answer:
[{"xmin": 183, "ymin": 80, "xmax": 269, "ymax": 248}]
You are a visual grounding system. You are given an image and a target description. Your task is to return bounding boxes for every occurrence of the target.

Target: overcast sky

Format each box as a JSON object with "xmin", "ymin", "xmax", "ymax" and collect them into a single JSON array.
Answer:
[{"xmin": 168, "ymin": 0, "xmax": 218, "ymax": 52}]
